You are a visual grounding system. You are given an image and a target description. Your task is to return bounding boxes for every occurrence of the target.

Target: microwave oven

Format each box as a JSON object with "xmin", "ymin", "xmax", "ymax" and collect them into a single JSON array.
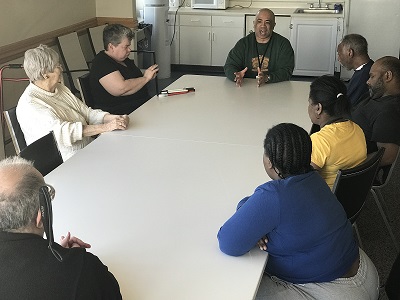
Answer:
[{"xmin": 191, "ymin": 0, "xmax": 228, "ymax": 9}]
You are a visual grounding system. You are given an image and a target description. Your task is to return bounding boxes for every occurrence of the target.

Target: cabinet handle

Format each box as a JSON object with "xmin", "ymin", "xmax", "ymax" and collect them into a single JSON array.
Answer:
[
  {"xmin": 190, "ymin": 19, "xmax": 201, "ymax": 23},
  {"xmin": 223, "ymin": 20, "xmax": 233, "ymax": 23},
  {"xmin": 212, "ymin": 32, "xmax": 215, "ymax": 41},
  {"xmin": 208, "ymin": 32, "xmax": 211, "ymax": 41}
]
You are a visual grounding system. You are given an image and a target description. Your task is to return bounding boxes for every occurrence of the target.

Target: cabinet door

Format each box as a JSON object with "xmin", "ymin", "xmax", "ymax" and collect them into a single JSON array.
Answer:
[
  {"xmin": 211, "ymin": 27, "xmax": 243, "ymax": 66},
  {"xmin": 290, "ymin": 18, "xmax": 338, "ymax": 76},
  {"xmin": 274, "ymin": 16, "xmax": 291, "ymax": 41},
  {"xmin": 180, "ymin": 26, "xmax": 211, "ymax": 65}
]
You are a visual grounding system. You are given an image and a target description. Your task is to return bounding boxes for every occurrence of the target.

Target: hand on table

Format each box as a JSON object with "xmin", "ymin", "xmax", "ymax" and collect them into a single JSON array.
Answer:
[
  {"xmin": 106, "ymin": 114, "xmax": 130, "ymax": 131},
  {"xmin": 256, "ymin": 67, "xmax": 267, "ymax": 87},
  {"xmin": 60, "ymin": 231, "xmax": 91, "ymax": 249},
  {"xmin": 234, "ymin": 67, "xmax": 247, "ymax": 87}
]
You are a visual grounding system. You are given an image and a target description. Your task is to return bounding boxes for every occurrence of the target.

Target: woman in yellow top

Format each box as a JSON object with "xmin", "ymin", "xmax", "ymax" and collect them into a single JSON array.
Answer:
[{"xmin": 308, "ymin": 75, "xmax": 367, "ymax": 189}]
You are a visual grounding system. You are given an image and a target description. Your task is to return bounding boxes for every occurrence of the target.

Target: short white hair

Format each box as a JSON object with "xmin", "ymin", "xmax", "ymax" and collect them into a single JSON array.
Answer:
[
  {"xmin": 23, "ymin": 44, "xmax": 60, "ymax": 81},
  {"xmin": 0, "ymin": 156, "xmax": 43, "ymax": 231}
]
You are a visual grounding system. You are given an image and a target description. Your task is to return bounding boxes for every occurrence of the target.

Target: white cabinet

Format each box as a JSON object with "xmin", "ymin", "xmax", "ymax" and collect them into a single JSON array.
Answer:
[
  {"xmin": 168, "ymin": 12, "xmax": 180, "ymax": 64},
  {"xmin": 245, "ymin": 15, "xmax": 291, "ymax": 41},
  {"xmin": 179, "ymin": 15, "xmax": 244, "ymax": 66},
  {"xmin": 290, "ymin": 17, "xmax": 343, "ymax": 76},
  {"xmin": 211, "ymin": 16, "xmax": 244, "ymax": 66},
  {"xmin": 180, "ymin": 15, "xmax": 211, "ymax": 65}
]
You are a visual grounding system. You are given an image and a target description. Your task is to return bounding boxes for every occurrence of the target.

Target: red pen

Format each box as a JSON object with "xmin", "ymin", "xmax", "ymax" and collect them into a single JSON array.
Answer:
[{"xmin": 159, "ymin": 87, "xmax": 195, "ymax": 97}]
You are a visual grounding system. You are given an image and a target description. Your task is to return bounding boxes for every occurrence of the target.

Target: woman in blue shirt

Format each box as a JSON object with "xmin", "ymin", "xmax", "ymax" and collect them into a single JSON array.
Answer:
[{"xmin": 217, "ymin": 123, "xmax": 379, "ymax": 299}]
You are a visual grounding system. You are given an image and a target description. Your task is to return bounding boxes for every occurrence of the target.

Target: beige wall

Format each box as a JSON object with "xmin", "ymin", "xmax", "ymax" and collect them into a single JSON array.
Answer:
[
  {"xmin": 96, "ymin": 0, "xmax": 136, "ymax": 18},
  {"xmin": 0, "ymin": 0, "xmax": 96, "ymax": 48}
]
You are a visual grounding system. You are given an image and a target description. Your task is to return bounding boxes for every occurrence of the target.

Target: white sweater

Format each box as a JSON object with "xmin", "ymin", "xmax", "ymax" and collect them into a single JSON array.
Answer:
[{"xmin": 17, "ymin": 83, "xmax": 108, "ymax": 161}]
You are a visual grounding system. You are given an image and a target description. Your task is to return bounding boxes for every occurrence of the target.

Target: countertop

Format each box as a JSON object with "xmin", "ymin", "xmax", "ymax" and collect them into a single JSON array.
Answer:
[{"xmin": 168, "ymin": 6, "xmax": 344, "ymax": 18}]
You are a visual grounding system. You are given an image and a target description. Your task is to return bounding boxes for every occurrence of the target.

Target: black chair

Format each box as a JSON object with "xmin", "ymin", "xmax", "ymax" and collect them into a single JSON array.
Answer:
[
  {"xmin": 19, "ymin": 131, "xmax": 63, "ymax": 176},
  {"xmin": 3, "ymin": 106, "xmax": 27, "ymax": 154},
  {"xmin": 332, "ymin": 147, "xmax": 385, "ymax": 248},
  {"xmin": 76, "ymin": 73, "xmax": 94, "ymax": 107},
  {"xmin": 385, "ymin": 251, "xmax": 400, "ymax": 299}
]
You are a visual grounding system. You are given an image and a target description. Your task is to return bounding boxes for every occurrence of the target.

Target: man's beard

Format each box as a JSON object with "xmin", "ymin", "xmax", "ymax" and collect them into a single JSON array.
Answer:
[{"xmin": 369, "ymin": 77, "xmax": 385, "ymax": 99}]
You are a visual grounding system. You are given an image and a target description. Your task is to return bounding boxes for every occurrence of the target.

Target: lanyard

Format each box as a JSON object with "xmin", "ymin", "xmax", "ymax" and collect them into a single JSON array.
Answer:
[{"xmin": 255, "ymin": 34, "xmax": 271, "ymax": 70}]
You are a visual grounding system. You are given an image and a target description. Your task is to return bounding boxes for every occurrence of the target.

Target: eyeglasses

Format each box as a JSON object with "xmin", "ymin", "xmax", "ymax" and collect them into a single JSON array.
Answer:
[{"xmin": 43, "ymin": 184, "xmax": 55, "ymax": 200}]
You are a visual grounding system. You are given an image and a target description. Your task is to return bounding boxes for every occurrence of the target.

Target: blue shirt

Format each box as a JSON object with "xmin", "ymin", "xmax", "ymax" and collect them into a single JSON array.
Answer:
[
  {"xmin": 217, "ymin": 171, "xmax": 358, "ymax": 284},
  {"xmin": 347, "ymin": 59, "xmax": 373, "ymax": 107}
]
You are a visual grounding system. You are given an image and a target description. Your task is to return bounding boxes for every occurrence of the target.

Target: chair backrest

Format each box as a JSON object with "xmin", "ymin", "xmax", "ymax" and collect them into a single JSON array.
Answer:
[
  {"xmin": 3, "ymin": 107, "xmax": 27, "ymax": 154},
  {"xmin": 56, "ymin": 32, "xmax": 90, "ymax": 95},
  {"xmin": 76, "ymin": 73, "xmax": 94, "ymax": 107},
  {"xmin": 332, "ymin": 147, "xmax": 385, "ymax": 223},
  {"xmin": 373, "ymin": 147, "xmax": 400, "ymax": 189},
  {"xmin": 19, "ymin": 131, "xmax": 63, "ymax": 176},
  {"xmin": 87, "ymin": 24, "xmax": 107, "ymax": 55}
]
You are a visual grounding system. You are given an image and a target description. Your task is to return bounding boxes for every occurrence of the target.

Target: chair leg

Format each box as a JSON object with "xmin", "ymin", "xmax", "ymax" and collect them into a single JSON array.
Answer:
[
  {"xmin": 353, "ymin": 222, "xmax": 364, "ymax": 249},
  {"xmin": 374, "ymin": 188, "xmax": 393, "ymax": 222},
  {"xmin": 371, "ymin": 189, "xmax": 399, "ymax": 252}
]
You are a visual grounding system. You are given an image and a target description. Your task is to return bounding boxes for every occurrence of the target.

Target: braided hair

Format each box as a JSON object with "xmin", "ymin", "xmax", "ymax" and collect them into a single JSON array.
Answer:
[
  {"xmin": 309, "ymin": 75, "xmax": 350, "ymax": 118},
  {"xmin": 264, "ymin": 123, "xmax": 313, "ymax": 179}
]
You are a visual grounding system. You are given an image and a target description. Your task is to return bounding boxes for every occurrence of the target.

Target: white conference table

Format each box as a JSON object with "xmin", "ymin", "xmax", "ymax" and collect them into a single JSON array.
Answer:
[
  {"xmin": 47, "ymin": 75, "xmax": 311, "ymax": 300},
  {"xmin": 114, "ymin": 75, "xmax": 312, "ymax": 145}
]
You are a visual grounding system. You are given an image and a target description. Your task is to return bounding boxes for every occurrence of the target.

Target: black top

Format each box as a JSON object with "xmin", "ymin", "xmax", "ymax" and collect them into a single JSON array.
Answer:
[
  {"xmin": 347, "ymin": 59, "xmax": 374, "ymax": 107},
  {"xmin": 90, "ymin": 51, "xmax": 150, "ymax": 115},
  {"xmin": 352, "ymin": 94, "xmax": 400, "ymax": 180},
  {"xmin": 0, "ymin": 231, "xmax": 122, "ymax": 300},
  {"xmin": 352, "ymin": 94, "xmax": 400, "ymax": 153}
]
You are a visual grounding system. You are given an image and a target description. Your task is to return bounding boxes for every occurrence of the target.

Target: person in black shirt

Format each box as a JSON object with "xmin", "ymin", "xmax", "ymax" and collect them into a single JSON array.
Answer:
[
  {"xmin": 90, "ymin": 23, "xmax": 158, "ymax": 114},
  {"xmin": 352, "ymin": 56, "xmax": 400, "ymax": 171},
  {"xmin": 337, "ymin": 34, "xmax": 373, "ymax": 108},
  {"xmin": 0, "ymin": 157, "xmax": 122, "ymax": 300}
]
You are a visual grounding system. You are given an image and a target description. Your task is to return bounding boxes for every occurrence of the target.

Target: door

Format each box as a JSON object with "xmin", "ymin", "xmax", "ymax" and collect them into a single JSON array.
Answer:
[
  {"xmin": 290, "ymin": 17, "xmax": 339, "ymax": 76},
  {"xmin": 180, "ymin": 26, "xmax": 211, "ymax": 65},
  {"xmin": 211, "ymin": 27, "xmax": 243, "ymax": 66}
]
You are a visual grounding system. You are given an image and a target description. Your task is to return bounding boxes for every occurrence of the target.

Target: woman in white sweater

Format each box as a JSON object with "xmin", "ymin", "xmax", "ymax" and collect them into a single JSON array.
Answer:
[{"xmin": 17, "ymin": 44, "xmax": 129, "ymax": 161}]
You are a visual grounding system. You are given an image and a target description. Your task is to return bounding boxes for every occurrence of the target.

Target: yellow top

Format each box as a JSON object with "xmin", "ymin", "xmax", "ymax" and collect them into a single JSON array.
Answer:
[{"xmin": 311, "ymin": 120, "xmax": 367, "ymax": 189}]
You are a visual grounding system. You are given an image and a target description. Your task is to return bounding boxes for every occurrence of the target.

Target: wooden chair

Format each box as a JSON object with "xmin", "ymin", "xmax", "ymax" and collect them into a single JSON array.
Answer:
[
  {"xmin": 3, "ymin": 106, "xmax": 27, "ymax": 154},
  {"xmin": 332, "ymin": 148, "xmax": 385, "ymax": 248},
  {"xmin": 19, "ymin": 131, "xmax": 63, "ymax": 176}
]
